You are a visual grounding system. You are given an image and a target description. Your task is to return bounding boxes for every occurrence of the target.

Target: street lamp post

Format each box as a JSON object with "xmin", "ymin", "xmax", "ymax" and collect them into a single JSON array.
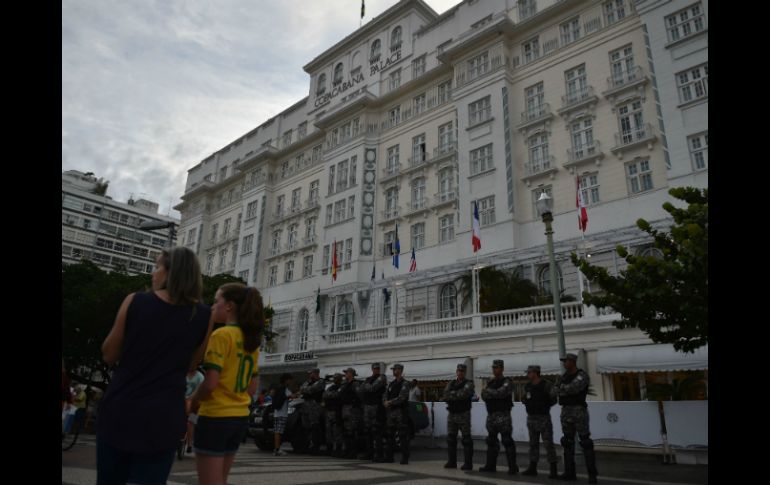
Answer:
[
  {"xmin": 138, "ymin": 220, "xmax": 177, "ymax": 248},
  {"xmin": 536, "ymin": 192, "xmax": 566, "ymax": 371}
]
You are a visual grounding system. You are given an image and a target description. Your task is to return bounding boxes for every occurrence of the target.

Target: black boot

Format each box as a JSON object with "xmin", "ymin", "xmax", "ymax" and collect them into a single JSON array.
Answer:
[
  {"xmin": 505, "ymin": 447, "xmax": 519, "ymax": 475},
  {"xmin": 444, "ymin": 444, "xmax": 457, "ymax": 468},
  {"xmin": 478, "ymin": 448, "xmax": 497, "ymax": 472},
  {"xmin": 522, "ymin": 461, "xmax": 538, "ymax": 476},
  {"xmin": 581, "ymin": 439, "xmax": 598, "ymax": 483},
  {"xmin": 549, "ymin": 462, "xmax": 558, "ymax": 478},
  {"xmin": 384, "ymin": 436, "xmax": 395, "ymax": 463},
  {"xmin": 400, "ymin": 451, "xmax": 409, "ymax": 465},
  {"xmin": 461, "ymin": 442, "xmax": 474, "ymax": 470},
  {"xmin": 399, "ymin": 434, "xmax": 410, "ymax": 465},
  {"xmin": 559, "ymin": 453, "xmax": 577, "ymax": 480}
]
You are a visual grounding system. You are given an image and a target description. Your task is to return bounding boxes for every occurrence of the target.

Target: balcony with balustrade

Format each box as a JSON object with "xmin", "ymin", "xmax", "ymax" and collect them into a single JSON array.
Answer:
[
  {"xmin": 404, "ymin": 197, "xmax": 429, "ymax": 217},
  {"xmin": 602, "ymin": 66, "xmax": 649, "ymax": 101},
  {"xmin": 557, "ymin": 86, "xmax": 599, "ymax": 116},
  {"xmin": 381, "ymin": 163, "xmax": 401, "ymax": 183},
  {"xmin": 522, "ymin": 155, "xmax": 557, "ymax": 185},
  {"xmin": 517, "ymin": 103, "xmax": 553, "ymax": 131},
  {"xmin": 611, "ymin": 123, "xmax": 656, "ymax": 157},
  {"xmin": 432, "ymin": 189, "xmax": 459, "ymax": 209},
  {"xmin": 378, "ymin": 207, "xmax": 402, "ymax": 225},
  {"xmin": 565, "ymin": 141, "xmax": 603, "ymax": 173}
]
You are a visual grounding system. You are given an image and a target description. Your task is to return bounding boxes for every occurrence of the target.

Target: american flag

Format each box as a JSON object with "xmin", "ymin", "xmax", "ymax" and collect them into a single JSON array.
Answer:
[{"xmin": 409, "ymin": 247, "xmax": 417, "ymax": 272}]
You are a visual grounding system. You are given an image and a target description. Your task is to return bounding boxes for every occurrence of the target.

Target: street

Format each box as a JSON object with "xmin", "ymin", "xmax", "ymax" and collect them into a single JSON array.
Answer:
[{"xmin": 63, "ymin": 434, "xmax": 707, "ymax": 485}]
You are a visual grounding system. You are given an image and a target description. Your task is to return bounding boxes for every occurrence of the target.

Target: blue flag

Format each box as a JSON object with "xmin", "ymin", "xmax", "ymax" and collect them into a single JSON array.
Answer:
[{"xmin": 392, "ymin": 223, "xmax": 400, "ymax": 269}]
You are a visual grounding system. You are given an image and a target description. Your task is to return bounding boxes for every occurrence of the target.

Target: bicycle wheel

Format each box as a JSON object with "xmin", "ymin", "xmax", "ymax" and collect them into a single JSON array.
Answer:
[{"xmin": 62, "ymin": 417, "xmax": 81, "ymax": 451}]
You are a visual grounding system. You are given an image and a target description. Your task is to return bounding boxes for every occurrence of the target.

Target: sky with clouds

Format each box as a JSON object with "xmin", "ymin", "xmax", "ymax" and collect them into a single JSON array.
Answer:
[{"xmin": 62, "ymin": 0, "xmax": 459, "ymax": 217}]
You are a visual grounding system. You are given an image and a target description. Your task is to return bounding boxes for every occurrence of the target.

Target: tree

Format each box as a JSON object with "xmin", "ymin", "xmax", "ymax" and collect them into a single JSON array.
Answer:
[
  {"xmin": 571, "ymin": 187, "xmax": 707, "ymax": 353},
  {"xmin": 458, "ymin": 266, "xmax": 539, "ymax": 313}
]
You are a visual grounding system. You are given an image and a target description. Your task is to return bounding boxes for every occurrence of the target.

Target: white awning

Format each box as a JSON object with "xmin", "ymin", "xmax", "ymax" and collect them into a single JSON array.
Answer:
[
  {"xmin": 475, "ymin": 350, "xmax": 586, "ymax": 377},
  {"xmin": 318, "ymin": 364, "xmax": 380, "ymax": 379},
  {"xmin": 387, "ymin": 357, "xmax": 473, "ymax": 381},
  {"xmin": 597, "ymin": 344, "xmax": 708, "ymax": 373}
]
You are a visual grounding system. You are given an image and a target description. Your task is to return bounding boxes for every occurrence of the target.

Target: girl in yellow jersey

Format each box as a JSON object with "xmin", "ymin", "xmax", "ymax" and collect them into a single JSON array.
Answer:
[{"xmin": 190, "ymin": 283, "xmax": 264, "ymax": 485}]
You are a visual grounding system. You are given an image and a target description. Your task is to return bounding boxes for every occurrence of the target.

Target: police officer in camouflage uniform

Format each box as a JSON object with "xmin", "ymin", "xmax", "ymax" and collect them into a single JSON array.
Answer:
[
  {"xmin": 479, "ymin": 359, "xmax": 518, "ymax": 475},
  {"xmin": 299, "ymin": 368, "xmax": 326, "ymax": 454},
  {"xmin": 553, "ymin": 353, "xmax": 598, "ymax": 484},
  {"xmin": 442, "ymin": 363, "xmax": 475, "ymax": 470},
  {"xmin": 521, "ymin": 365, "xmax": 558, "ymax": 478},
  {"xmin": 358, "ymin": 363, "xmax": 387, "ymax": 462},
  {"xmin": 322, "ymin": 373, "xmax": 344, "ymax": 456},
  {"xmin": 383, "ymin": 363, "xmax": 411, "ymax": 465},
  {"xmin": 339, "ymin": 367, "xmax": 362, "ymax": 459}
]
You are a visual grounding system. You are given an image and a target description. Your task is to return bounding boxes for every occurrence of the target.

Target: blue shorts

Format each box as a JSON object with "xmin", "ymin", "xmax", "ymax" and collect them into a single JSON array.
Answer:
[{"xmin": 193, "ymin": 416, "xmax": 248, "ymax": 456}]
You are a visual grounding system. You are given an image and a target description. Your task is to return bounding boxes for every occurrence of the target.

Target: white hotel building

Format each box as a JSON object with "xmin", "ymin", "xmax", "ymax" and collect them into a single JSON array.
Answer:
[{"xmin": 175, "ymin": 0, "xmax": 708, "ymax": 401}]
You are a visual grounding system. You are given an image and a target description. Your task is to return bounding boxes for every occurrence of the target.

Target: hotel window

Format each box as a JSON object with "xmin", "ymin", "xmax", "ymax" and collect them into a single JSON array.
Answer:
[
  {"xmin": 603, "ymin": 0, "xmax": 625, "ymax": 25},
  {"xmin": 440, "ymin": 284, "xmax": 457, "ymax": 318},
  {"xmin": 337, "ymin": 160, "xmax": 349, "ymax": 192},
  {"xmin": 348, "ymin": 196, "xmax": 355, "ymax": 219},
  {"xmin": 281, "ymin": 161, "xmax": 290, "ymax": 178},
  {"xmin": 411, "ymin": 223, "xmax": 425, "ymax": 249},
  {"xmin": 412, "ymin": 133, "xmax": 426, "ymax": 163},
  {"xmin": 413, "ymin": 93, "xmax": 426, "ymax": 115},
  {"xmin": 525, "ymin": 82, "xmax": 545, "ymax": 118},
  {"xmin": 665, "ymin": 2, "xmax": 705, "ymax": 43},
  {"xmin": 306, "ymin": 217, "xmax": 316, "ymax": 239},
  {"xmin": 609, "ymin": 45, "xmax": 635, "ymax": 86},
  {"xmin": 333, "ymin": 63, "xmax": 344, "ymax": 85},
  {"xmin": 291, "ymin": 188, "xmax": 301, "ymax": 211},
  {"xmin": 210, "ymin": 223, "xmax": 218, "ymax": 242},
  {"xmin": 345, "ymin": 238, "xmax": 353, "ymax": 265},
  {"xmin": 271, "ymin": 230, "xmax": 282, "ymax": 251},
  {"xmin": 676, "ymin": 64, "xmax": 708, "ymax": 103},
  {"xmin": 579, "ymin": 173, "xmax": 601, "ymax": 205},
  {"xmin": 386, "ymin": 187, "xmax": 399, "ymax": 216},
  {"xmin": 287, "ymin": 224, "xmax": 298, "ymax": 248},
  {"xmin": 316, "ymin": 73, "xmax": 326, "ymax": 95},
  {"xmin": 337, "ymin": 301, "xmax": 355, "ymax": 331},
  {"xmin": 617, "ymin": 100, "xmax": 645, "ymax": 144},
  {"xmin": 284, "ymin": 261, "xmax": 294, "ymax": 283},
  {"xmin": 312, "ymin": 144, "xmax": 323, "ymax": 162},
  {"xmin": 352, "ymin": 118, "xmax": 360, "ymax": 137},
  {"xmin": 335, "ymin": 241, "xmax": 344, "ymax": 269},
  {"xmin": 389, "ymin": 69, "xmax": 401, "ymax": 91},
  {"xmin": 439, "ymin": 215, "xmax": 455, "ymax": 243},
  {"xmin": 468, "ymin": 95, "xmax": 491, "ymax": 125},
  {"xmin": 389, "ymin": 106, "xmax": 401, "ymax": 126},
  {"xmin": 565, "ymin": 64, "xmax": 588, "ymax": 104},
  {"xmin": 246, "ymin": 201, "xmax": 258, "ymax": 220},
  {"xmin": 560, "ymin": 17, "xmax": 580, "ymax": 45},
  {"xmin": 298, "ymin": 121, "xmax": 307, "ymax": 139},
  {"xmin": 325, "ymin": 204, "xmax": 333, "ymax": 225},
  {"xmin": 322, "ymin": 245, "xmax": 330, "ymax": 273},
  {"xmin": 538, "ymin": 264, "xmax": 563, "ymax": 296},
  {"xmin": 468, "ymin": 51, "xmax": 489, "ymax": 80},
  {"xmin": 340, "ymin": 122, "xmax": 351, "ymax": 142},
  {"xmin": 391, "ymin": 26, "xmax": 402, "ymax": 49},
  {"xmin": 328, "ymin": 165, "xmax": 335, "ymax": 194},
  {"xmin": 522, "ymin": 36, "xmax": 540, "ymax": 63},
  {"xmin": 412, "ymin": 55, "xmax": 426, "ymax": 78},
  {"xmin": 334, "ymin": 200, "xmax": 346, "ymax": 223},
  {"xmin": 303, "ymin": 255, "xmax": 313, "ymax": 278},
  {"xmin": 349, "ymin": 156, "xmax": 357, "ymax": 186},
  {"xmin": 688, "ymin": 132, "xmax": 708, "ymax": 171},
  {"xmin": 268, "ymin": 266, "xmax": 278, "ymax": 287},
  {"xmin": 438, "ymin": 80, "xmax": 452, "ymax": 104},
  {"xmin": 219, "ymin": 166, "xmax": 227, "ymax": 182},
  {"xmin": 297, "ymin": 309, "xmax": 309, "ymax": 351},
  {"xmin": 518, "ymin": 0, "xmax": 537, "ymax": 21},
  {"xmin": 411, "ymin": 178, "xmax": 426, "ymax": 212},
  {"xmin": 626, "ymin": 159, "xmax": 654, "ymax": 194},
  {"xmin": 276, "ymin": 195, "xmax": 285, "ymax": 216},
  {"xmin": 387, "ymin": 145, "xmax": 399, "ymax": 172},
  {"xmin": 309, "ymin": 180, "xmax": 319, "ymax": 202},
  {"xmin": 571, "ymin": 118, "xmax": 595, "ymax": 158},
  {"xmin": 470, "ymin": 144, "xmax": 493, "ymax": 175},
  {"xmin": 528, "ymin": 133, "xmax": 550, "ymax": 171},
  {"xmin": 370, "ymin": 39, "xmax": 381, "ymax": 61},
  {"xmin": 242, "ymin": 235, "xmax": 254, "ymax": 254},
  {"xmin": 475, "ymin": 196, "xmax": 495, "ymax": 226},
  {"xmin": 282, "ymin": 129, "xmax": 292, "ymax": 148},
  {"xmin": 438, "ymin": 167, "xmax": 454, "ymax": 198},
  {"xmin": 239, "ymin": 270, "xmax": 249, "ymax": 282},
  {"xmin": 438, "ymin": 122, "xmax": 454, "ymax": 150}
]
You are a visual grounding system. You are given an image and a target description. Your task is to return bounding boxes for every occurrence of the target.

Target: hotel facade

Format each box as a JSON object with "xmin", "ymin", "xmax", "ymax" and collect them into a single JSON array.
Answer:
[{"xmin": 175, "ymin": 0, "xmax": 708, "ymax": 401}]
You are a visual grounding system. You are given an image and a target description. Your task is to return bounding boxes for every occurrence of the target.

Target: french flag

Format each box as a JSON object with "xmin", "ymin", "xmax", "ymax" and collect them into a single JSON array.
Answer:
[
  {"xmin": 576, "ymin": 176, "xmax": 588, "ymax": 232},
  {"xmin": 472, "ymin": 200, "xmax": 481, "ymax": 253}
]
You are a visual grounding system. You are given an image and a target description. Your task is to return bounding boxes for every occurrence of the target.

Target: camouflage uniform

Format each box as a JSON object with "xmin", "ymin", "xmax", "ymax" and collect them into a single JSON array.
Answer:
[
  {"xmin": 442, "ymin": 366, "xmax": 474, "ymax": 469},
  {"xmin": 339, "ymin": 371, "xmax": 362, "ymax": 458},
  {"xmin": 521, "ymin": 365, "xmax": 558, "ymax": 477},
  {"xmin": 383, "ymin": 365, "xmax": 411, "ymax": 464},
  {"xmin": 322, "ymin": 376, "xmax": 343, "ymax": 456},
  {"xmin": 358, "ymin": 366, "xmax": 387, "ymax": 461},
  {"xmin": 479, "ymin": 361, "xmax": 518, "ymax": 474},
  {"xmin": 554, "ymin": 353, "xmax": 598, "ymax": 483},
  {"xmin": 299, "ymin": 374, "xmax": 326, "ymax": 453}
]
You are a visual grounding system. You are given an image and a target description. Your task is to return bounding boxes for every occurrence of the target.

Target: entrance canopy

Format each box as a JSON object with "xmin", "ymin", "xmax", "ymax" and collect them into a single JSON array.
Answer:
[
  {"xmin": 318, "ymin": 363, "xmax": 380, "ymax": 379},
  {"xmin": 387, "ymin": 357, "xmax": 473, "ymax": 381},
  {"xmin": 475, "ymin": 350, "xmax": 586, "ymax": 377},
  {"xmin": 597, "ymin": 344, "xmax": 708, "ymax": 373}
]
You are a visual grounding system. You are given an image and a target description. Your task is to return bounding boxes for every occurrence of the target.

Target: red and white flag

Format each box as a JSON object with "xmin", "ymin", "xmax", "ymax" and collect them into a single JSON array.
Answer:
[
  {"xmin": 331, "ymin": 239, "xmax": 338, "ymax": 281},
  {"xmin": 472, "ymin": 201, "xmax": 482, "ymax": 252},
  {"xmin": 576, "ymin": 176, "xmax": 588, "ymax": 232},
  {"xmin": 409, "ymin": 247, "xmax": 417, "ymax": 272}
]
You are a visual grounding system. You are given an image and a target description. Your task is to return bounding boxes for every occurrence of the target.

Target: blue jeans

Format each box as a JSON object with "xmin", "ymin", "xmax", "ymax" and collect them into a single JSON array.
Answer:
[{"xmin": 96, "ymin": 439, "xmax": 175, "ymax": 485}]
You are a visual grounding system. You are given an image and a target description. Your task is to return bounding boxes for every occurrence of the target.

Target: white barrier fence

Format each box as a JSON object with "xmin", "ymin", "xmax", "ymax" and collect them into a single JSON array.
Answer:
[{"xmin": 421, "ymin": 401, "xmax": 707, "ymax": 449}]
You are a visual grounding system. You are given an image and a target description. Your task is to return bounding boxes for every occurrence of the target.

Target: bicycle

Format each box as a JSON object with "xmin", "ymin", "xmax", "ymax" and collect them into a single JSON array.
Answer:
[{"xmin": 62, "ymin": 408, "xmax": 86, "ymax": 451}]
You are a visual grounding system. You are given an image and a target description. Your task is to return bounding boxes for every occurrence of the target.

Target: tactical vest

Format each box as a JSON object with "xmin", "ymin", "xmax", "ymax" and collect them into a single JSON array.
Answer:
[
  {"xmin": 447, "ymin": 379, "xmax": 472, "ymax": 414},
  {"xmin": 523, "ymin": 380, "xmax": 554, "ymax": 415},
  {"xmin": 324, "ymin": 384, "xmax": 342, "ymax": 412},
  {"xmin": 484, "ymin": 377, "xmax": 513, "ymax": 414},
  {"xmin": 362, "ymin": 374, "xmax": 385, "ymax": 406},
  {"xmin": 386, "ymin": 378, "xmax": 406, "ymax": 408},
  {"xmin": 339, "ymin": 380, "xmax": 360, "ymax": 406},
  {"xmin": 558, "ymin": 369, "xmax": 589, "ymax": 407},
  {"xmin": 303, "ymin": 379, "xmax": 324, "ymax": 402}
]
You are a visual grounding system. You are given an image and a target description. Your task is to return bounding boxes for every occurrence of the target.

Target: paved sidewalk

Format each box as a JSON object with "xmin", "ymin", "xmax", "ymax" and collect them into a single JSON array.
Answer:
[{"xmin": 63, "ymin": 434, "xmax": 707, "ymax": 485}]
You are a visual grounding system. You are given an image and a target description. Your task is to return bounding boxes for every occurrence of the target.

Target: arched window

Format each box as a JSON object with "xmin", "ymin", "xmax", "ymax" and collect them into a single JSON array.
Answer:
[
  {"xmin": 370, "ymin": 39, "xmax": 381, "ymax": 61},
  {"xmin": 538, "ymin": 265, "xmax": 563, "ymax": 296},
  {"xmin": 440, "ymin": 284, "xmax": 457, "ymax": 318},
  {"xmin": 297, "ymin": 308, "xmax": 309, "ymax": 351},
  {"xmin": 333, "ymin": 63, "xmax": 344, "ymax": 85},
  {"xmin": 337, "ymin": 300, "xmax": 355, "ymax": 332},
  {"xmin": 638, "ymin": 246, "xmax": 664, "ymax": 259},
  {"xmin": 391, "ymin": 26, "xmax": 402, "ymax": 50},
  {"xmin": 317, "ymin": 73, "xmax": 327, "ymax": 95}
]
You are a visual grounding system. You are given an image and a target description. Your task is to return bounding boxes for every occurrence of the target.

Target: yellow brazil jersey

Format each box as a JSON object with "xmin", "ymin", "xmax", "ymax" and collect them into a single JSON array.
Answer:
[{"xmin": 199, "ymin": 325, "xmax": 260, "ymax": 417}]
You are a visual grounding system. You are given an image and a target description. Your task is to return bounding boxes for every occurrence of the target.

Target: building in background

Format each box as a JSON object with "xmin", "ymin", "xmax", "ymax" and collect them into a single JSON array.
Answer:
[
  {"xmin": 174, "ymin": 0, "xmax": 707, "ymax": 400},
  {"xmin": 62, "ymin": 170, "xmax": 179, "ymax": 275}
]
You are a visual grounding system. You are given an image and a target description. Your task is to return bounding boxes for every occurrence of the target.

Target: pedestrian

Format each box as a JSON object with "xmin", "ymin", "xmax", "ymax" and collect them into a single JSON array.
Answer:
[
  {"xmin": 299, "ymin": 368, "xmax": 326, "ymax": 454},
  {"xmin": 442, "ymin": 363, "xmax": 475, "ymax": 470},
  {"xmin": 256, "ymin": 389, "xmax": 267, "ymax": 406},
  {"xmin": 184, "ymin": 367, "xmax": 205, "ymax": 453},
  {"xmin": 271, "ymin": 374, "xmax": 295, "ymax": 456},
  {"xmin": 553, "ymin": 353, "xmax": 598, "ymax": 483},
  {"xmin": 479, "ymin": 359, "xmax": 518, "ymax": 475},
  {"xmin": 190, "ymin": 283, "xmax": 264, "ymax": 485},
  {"xmin": 322, "ymin": 373, "xmax": 344, "ymax": 456},
  {"xmin": 358, "ymin": 363, "xmax": 387, "ymax": 461},
  {"xmin": 521, "ymin": 365, "xmax": 558, "ymax": 478},
  {"xmin": 408, "ymin": 379, "xmax": 422, "ymax": 402},
  {"xmin": 383, "ymin": 363, "xmax": 411, "ymax": 465},
  {"xmin": 96, "ymin": 247, "xmax": 213, "ymax": 485},
  {"xmin": 339, "ymin": 367, "xmax": 362, "ymax": 458}
]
